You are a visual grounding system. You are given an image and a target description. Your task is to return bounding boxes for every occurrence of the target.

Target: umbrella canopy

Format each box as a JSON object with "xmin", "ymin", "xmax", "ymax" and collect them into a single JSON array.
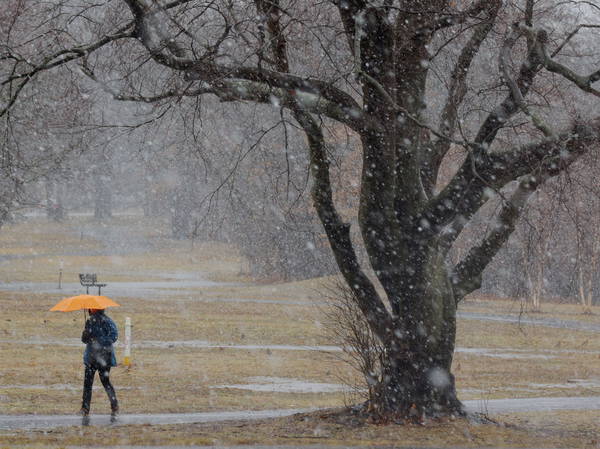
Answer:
[{"xmin": 50, "ymin": 294, "xmax": 120, "ymax": 312}]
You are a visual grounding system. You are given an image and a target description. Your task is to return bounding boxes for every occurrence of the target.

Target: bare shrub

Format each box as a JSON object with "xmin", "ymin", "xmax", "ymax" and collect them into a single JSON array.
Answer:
[{"xmin": 321, "ymin": 279, "xmax": 384, "ymax": 405}]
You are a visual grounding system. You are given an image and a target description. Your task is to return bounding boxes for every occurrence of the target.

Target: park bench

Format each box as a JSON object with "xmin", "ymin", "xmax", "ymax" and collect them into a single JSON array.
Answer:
[{"xmin": 79, "ymin": 273, "xmax": 107, "ymax": 295}]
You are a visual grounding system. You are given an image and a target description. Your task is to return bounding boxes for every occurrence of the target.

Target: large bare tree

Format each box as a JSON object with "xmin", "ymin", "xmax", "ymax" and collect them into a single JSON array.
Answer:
[{"xmin": 2, "ymin": 0, "xmax": 600, "ymax": 419}]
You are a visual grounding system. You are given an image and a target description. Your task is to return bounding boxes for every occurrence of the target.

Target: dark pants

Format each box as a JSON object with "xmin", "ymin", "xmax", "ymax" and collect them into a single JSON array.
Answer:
[{"xmin": 82, "ymin": 363, "xmax": 118, "ymax": 412}]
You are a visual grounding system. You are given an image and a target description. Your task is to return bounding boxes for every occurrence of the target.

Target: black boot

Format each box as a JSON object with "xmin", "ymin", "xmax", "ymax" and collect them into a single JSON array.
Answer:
[{"xmin": 110, "ymin": 405, "xmax": 119, "ymax": 423}]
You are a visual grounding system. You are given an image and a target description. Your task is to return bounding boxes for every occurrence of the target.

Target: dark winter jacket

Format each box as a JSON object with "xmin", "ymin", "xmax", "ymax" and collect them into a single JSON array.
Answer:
[{"xmin": 82, "ymin": 311, "xmax": 118, "ymax": 367}]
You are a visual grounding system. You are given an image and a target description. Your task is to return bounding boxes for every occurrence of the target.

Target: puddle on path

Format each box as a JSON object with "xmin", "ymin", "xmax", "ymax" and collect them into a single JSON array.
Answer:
[{"xmin": 212, "ymin": 376, "xmax": 348, "ymax": 394}]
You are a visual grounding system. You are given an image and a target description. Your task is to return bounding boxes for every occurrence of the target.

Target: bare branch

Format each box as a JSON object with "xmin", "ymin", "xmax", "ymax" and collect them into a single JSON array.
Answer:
[
  {"xmin": 123, "ymin": 0, "xmax": 364, "ymax": 128},
  {"xmin": 257, "ymin": 0, "xmax": 392, "ymax": 341},
  {"xmin": 295, "ymin": 104, "xmax": 393, "ymax": 344},
  {"xmin": 0, "ymin": 77, "xmax": 29, "ymax": 119},
  {"xmin": 525, "ymin": 0, "xmax": 534, "ymax": 26},
  {"xmin": 424, "ymin": 0, "xmax": 503, "ymax": 33},
  {"xmin": 499, "ymin": 24, "xmax": 555, "ymax": 137},
  {"xmin": 1, "ymin": 24, "xmax": 135, "ymax": 87},
  {"xmin": 420, "ymin": 118, "xmax": 600, "ymax": 234},
  {"xmin": 517, "ymin": 23, "xmax": 600, "ymax": 98},
  {"xmin": 428, "ymin": 0, "xmax": 501, "ymax": 179},
  {"xmin": 450, "ymin": 174, "xmax": 544, "ymax": 300},
  {"xmin": 552, "ymin": 24, "xmax": 600, "ymax": 57}
]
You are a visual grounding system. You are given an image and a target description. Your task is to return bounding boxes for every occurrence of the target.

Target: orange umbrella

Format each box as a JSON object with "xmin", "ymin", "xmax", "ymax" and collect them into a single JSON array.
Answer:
[{"xmin": 50, "ymin": 294, "xmax": 120, "ymax": 312}]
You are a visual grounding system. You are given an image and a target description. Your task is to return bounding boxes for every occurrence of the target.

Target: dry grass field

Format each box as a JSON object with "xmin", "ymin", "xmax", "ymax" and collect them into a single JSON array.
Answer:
[{"xmin": 1, "ymin": 215, "xmax": 600, "ymax": 447}]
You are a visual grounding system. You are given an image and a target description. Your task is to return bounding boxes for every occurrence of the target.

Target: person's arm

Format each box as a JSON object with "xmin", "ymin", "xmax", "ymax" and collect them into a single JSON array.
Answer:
[{"xmin": 109, "ymin": 319, "xmax": 118, "ymax": 343}]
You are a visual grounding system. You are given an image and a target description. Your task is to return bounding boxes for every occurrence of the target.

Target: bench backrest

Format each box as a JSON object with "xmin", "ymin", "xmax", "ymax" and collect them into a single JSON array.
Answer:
[{"xmin": 79, "ymin": 273, "xmax": 97, "ymax": 286}]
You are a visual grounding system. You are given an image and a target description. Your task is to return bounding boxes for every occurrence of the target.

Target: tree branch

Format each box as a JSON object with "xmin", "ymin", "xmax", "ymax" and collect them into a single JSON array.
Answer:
[
  {"xmin": 420, "ymin": 118, "xmax": 600, "ymax": 234},
  {"xmin": 427, "ymin": 0, "xmax": 501, "ymax": 188},
  {"xmin": 297, "ymin": 109, "xmax": 394, "ymax": 344},
  {"xmin": 1, "ymin": 24, "xmax": 135, "ymax": 87},
  {"xmin": 472, "ymin": 30, "xmax": 544, "ymax": 148},
  {"xmin": 122, "ymin": 0, "xmax": 364, "ymax": 129},
  {"xmin": 0, "ymin": 23, "xmax": 135, "ymax": 118},
  {"xmin": 516, "ymin": 23, "xmax": 600, "ymax": 98},
  {"xmin": 257, "ymin": 0, "xmax": 393, "ymax": 342},
  {"xmin": 499, "ymin": 24, "xmax": 555, "ymax": 138},
  {"xmin": 552, "ymin": 24, "xmax": 600, "ymax": 58},
  {"xmin": 422, "ymin": 0, "xmax": 501, "ymax": 34},
  {"xmin": 424, "ymin": 18, "xmax": 600, "ymax": 238},
  {"xmin": 332, "ymin": 0, "xmax": 367, "ymax": 53},
  {"xmin": 450, "ymin": 174, "xmax": 544, "ymax": 301},
  {"xmin": 525, "ymin": 0, "xmax": 534, "ymax": 26},
  {"xmin": 418, "ymin": 19, "xmax": 551, "ymax": 234}
]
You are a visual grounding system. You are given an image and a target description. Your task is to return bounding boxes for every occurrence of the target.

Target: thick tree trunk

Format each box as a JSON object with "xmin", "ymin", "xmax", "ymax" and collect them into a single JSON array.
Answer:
[
  {"xmin": 369, "ymin": 244, "xmax": 463, "ymax": 419},
  {"xmin": 371, "ymin": 346, "xmax": 462, "ymax": 420}
]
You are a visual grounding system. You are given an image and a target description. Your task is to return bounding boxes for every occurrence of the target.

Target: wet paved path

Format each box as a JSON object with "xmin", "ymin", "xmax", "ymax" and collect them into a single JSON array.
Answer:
[
  {"xmin": 0, "ymin": 280, "xmax": 223, "ymax": 298},
  {"xmin": 1, "ymin": 396, "xmax": 599, "ymax": 430},
  {"xmin": 0, "ymin": 408, "xmax": 314, "ymax": 430},
  {"xmin": 458, "ymin": 311, "xmax": 600, "ymax": 333}
]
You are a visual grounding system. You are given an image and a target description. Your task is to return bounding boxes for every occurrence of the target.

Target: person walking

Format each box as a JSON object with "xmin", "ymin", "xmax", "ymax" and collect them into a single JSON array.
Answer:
[{"xmin": 80, "ymin": 308, "xmax": 119, "ymax": 420}]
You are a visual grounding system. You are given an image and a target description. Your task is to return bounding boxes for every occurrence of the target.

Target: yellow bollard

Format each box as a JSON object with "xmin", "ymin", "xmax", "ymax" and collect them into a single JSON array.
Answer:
[{"xmin": 123, "ymin": 317, "xmax": 132, "ymax": 367}]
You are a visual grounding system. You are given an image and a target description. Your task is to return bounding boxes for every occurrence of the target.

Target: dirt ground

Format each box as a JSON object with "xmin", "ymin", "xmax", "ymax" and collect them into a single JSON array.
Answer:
[{"xmin": 1, "ymin": 215, "xmax": 600, "ymax": 447}]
